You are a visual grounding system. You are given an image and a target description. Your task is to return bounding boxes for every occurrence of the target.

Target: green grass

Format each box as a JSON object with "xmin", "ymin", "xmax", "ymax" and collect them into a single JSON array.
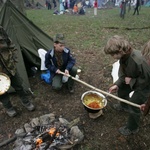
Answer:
[{"xmin": 26, "ymin": 7, "xmax": 150, "ymax": 54}]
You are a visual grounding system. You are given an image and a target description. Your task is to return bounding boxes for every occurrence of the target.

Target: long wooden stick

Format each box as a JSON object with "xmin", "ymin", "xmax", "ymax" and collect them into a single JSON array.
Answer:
[
  {"xmin": 60, "ymin": 71, "xmax": 140, "ymax": 109},
  {"xmin": 0, "ymin": 136, "xmax": 17, "ymax": 147}
]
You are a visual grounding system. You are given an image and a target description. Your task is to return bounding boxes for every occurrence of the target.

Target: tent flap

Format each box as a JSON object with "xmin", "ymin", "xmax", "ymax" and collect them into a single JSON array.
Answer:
[{"xmin": 0, "ymin": 0, "xmax": 53, "ymax": 91}]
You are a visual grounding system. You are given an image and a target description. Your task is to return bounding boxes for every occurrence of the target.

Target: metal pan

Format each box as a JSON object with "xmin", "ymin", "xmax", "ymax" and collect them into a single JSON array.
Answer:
[
  {"xmin": 0, "ymin": 72, "xmax": 11, "ymax": 95},
  {"xmin": 81, "ymin": 90, "xmax": 107, "ymax": 113}
]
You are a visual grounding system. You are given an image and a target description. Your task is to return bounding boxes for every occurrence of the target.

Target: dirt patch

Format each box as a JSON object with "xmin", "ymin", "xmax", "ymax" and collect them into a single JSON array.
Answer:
[{"xmin": 0, "ymin": 57, "xmax": 150, "ymax": 150}]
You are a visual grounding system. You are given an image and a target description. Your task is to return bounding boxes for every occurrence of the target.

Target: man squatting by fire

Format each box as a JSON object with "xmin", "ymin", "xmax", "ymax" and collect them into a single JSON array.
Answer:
[
  {"xmin": 45, "ymin": 34, "xmax": 77, "ymax": 93},
  {"xmin": 0, "ymin": 26, "xmax": 35, "ymax": 117},
  {"xmin": 104, "ymin": 35, "xmax": 150, "ymax": 136}
]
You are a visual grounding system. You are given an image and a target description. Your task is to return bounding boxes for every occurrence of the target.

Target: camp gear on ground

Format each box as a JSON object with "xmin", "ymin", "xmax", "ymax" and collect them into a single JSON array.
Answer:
[
  {"xmin": 41, "ymin": 71, "xmax": 51, "ymax": 84},
  {"xmin": 38, "ymin": 49, "xmax": 48, "ymax": 71}
]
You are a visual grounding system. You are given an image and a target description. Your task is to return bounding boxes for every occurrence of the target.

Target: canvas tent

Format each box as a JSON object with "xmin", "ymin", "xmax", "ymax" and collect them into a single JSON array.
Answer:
[
  {"xmin": 145, "ymin": 1, "xmax": 150, "ymax": 6},
  {"xmin": 36, "ymin": 2, "xmax": 46, "ymax": 9},
  {"xmin": 0, "ymin": 0, "xmax": 53, "ymax": 91}
]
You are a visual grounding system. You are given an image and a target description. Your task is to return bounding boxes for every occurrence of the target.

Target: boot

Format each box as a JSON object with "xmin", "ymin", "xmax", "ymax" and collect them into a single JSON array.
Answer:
[
  {"xmin": 0, "ymin": 93, "xmax": 17, "ymax": 117},
  {"xmin": 6, "ymin": 107, "xmax": 17, "ymax": 117},
  {"xmin": 17, "ymin": 90, "xmax": 35, "ymax": 111},
  {"xmin": 118, "ymin": 126, "xmax": 139, "ymax": 136},
  {"xmin": 68, "ymin": 86, "xmax": 74, "ymax": 93},
  {"xmin": 21, "ymin": 102, "xmax": 35, "ymax": 111}
]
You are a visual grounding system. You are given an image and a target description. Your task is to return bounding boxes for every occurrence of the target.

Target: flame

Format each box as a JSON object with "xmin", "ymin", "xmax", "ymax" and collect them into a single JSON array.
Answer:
[
  {"xmin": 36, "ymin": 138, "xmax": 43, "ymax": 146},
  {"xmin": 48, "ymin": 128, "xmax": 60, "ymax": 136},
  {"xmin": 36, "ymin": 127, "xmax": 60, "ymax": 147}
]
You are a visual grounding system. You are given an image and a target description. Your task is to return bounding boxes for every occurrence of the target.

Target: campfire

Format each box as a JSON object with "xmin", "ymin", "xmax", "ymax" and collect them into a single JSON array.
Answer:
[{"xmin": 13, "ymin": 113, "xmax": 84, "ymax": 150}]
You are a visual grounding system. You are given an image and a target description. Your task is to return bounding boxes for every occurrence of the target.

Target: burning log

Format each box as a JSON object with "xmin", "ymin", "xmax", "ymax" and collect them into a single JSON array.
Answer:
[
  {"xmin": 43, "ymin": 123, "xmax": 61, "ymax": 149},
  {"xmin": 34, "ymin": 123, "xmax": 61, "ymax": 149}
]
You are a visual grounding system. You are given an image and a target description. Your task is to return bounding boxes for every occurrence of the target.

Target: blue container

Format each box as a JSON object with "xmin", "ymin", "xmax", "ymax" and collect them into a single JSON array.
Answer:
[{"xmin": 41, "ymin": 71, "xmax": 51, "ymax": 84}]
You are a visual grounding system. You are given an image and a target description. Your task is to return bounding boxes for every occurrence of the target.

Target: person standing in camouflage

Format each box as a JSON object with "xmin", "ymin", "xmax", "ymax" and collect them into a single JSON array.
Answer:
[{"xmin": 0, "ymin": 26, "xmax": 35, "ymax": 117}]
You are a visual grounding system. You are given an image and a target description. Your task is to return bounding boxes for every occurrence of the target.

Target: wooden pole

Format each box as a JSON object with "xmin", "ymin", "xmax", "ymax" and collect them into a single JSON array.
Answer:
[{"xmin": 59, "ymin": 71, "xmax": 141, "ymax": 109}]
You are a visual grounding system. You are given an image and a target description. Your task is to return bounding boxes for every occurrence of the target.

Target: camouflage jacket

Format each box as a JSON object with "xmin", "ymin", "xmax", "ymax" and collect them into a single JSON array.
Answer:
[{"xmin": 0, "ymin": 26, "xmax": 18, "ymax": 76}]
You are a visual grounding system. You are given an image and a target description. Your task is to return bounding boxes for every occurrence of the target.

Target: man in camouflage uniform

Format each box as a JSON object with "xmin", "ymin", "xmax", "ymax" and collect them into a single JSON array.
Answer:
[{"xmin": 0, "ymin": 26, "xmax": 35, "ymax": 117}]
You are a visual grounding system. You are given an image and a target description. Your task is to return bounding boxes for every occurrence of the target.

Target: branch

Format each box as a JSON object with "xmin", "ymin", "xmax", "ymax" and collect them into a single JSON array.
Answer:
[{"xmin": 0, "ymin": 135, "xmax": 17, "ymax": 148}]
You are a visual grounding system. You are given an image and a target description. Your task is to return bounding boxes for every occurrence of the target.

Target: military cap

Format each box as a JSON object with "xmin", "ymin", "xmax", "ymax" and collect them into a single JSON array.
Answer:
[{"xmin": 53, "ymin": 34, "xmax": 65, "ymax": 44}]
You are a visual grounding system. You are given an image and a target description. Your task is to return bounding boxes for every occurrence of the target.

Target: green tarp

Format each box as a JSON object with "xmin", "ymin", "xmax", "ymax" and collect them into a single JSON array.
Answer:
[{"xmin": 0, "ymin": 0, "xmax": 53, "ymax": 91}]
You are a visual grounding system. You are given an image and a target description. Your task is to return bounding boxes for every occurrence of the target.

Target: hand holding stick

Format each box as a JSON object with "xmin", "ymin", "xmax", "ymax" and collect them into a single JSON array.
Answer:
[{"xmin": 59, "ymin": 71, "xmax": 140, "ymax": 109}]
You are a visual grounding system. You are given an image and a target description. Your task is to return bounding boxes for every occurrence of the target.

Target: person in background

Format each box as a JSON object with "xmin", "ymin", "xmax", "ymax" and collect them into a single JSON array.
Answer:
[
  {"xmin": 70, "ymin": 0, "xmax": 76, "ymax": 9},
  {"xmin": 60, "ymin": 0, "xmax": 65, "ymax": 14},
  {"xmin": 53, "ymin": 0, "xmax": 57, "ymax": 8},
  {"xmin": 73, "ymin": 4, "xmax": 78, "ymax": 14},
  {"xmin": 119, "ymin": 0, "xmax": 126, "ymax": 19},
  {"xmin": 104, "ymin": 35, "xmax": 150, "ymax": 136},
  {"xmin": 140, "ymin": 40, "xmax": 150, "ymax": 115},
  {"xmin": 94, "ymin": 0, "xmax": 98, "ymax": 16},
  {"xmin": 46, "ymin": 0, "xmax": 51, "ymax": 10},
  {"xmin": 0, "ymin": 26, "xmax": 35, "ymax": 117},
  {"xmin": 79, "ymin": 5, "xmax": 86, "ymax": 15},
  {"xmin": 53, "ymin": 9, "xmax": 60, "ymax": 15},
  {"xmin": 133, "ymin": 0, "xmax": 140, "ymax": 15},
  {"xmin": 64, "ymin": 0, "xmax": 69, "ymax": 10},
  {"xmin": 45, "ymin": 34, "xmax": 77, "ymax": 93}
]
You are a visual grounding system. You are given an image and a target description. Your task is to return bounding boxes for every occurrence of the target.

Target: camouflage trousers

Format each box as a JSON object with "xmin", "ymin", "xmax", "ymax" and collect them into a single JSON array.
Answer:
[{"xmin": 0, "ymin": 72, "xmax": 30, "ymax": 109}]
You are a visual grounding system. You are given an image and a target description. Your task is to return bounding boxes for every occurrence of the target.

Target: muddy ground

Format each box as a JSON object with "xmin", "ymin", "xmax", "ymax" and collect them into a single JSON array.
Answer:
[{"xmin": 0, "ymin": 52, "xmax": 150, "ymax": 150}]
